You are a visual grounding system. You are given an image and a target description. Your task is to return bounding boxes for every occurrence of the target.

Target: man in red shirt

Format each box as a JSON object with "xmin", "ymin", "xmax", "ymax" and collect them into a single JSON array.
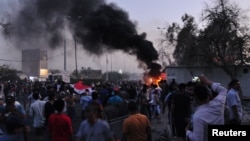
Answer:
[{"xmin": 48, "ymin": 99, "xmax": 73, "ymax": 141}]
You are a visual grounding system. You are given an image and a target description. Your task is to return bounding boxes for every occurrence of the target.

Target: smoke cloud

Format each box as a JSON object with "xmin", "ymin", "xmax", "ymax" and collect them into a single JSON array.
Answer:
[
  {"xmin": 8, "ymin": 0, "xmax": 70, "ymax": 48},
  {"xmin": 1, "ymin": 0, "xmax": 160, "ymax": 72},
  {"xmin": 148, "ymin": 62, "xmax": 162, "ymax": 78},
  {"xmin": 73, "ymin": 3, "xmax": 158, "ymax": 66}
]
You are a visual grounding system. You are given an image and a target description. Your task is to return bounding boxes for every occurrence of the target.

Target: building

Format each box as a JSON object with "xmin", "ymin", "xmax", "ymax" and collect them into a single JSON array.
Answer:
[
  {"xmin": 165, "ymin": 66, "xmax": 250, "ymax": 97},
  {"xmin": 22, "ymin": 49, "xmax": 48, "ymax": 79}
]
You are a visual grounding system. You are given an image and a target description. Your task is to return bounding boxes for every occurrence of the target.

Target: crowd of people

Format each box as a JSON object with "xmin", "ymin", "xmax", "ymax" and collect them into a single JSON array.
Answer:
[
  {"xmin": 0, "ymin": 74, "xmax": 244, "ymax": 141},
  {"xmin": 160, "ymin": 75, "xmax": 243, "ymax": 141}
]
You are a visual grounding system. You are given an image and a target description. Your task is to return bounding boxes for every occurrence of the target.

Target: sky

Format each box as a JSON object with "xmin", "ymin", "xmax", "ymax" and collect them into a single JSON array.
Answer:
[{"xmin": 0, "ymin": 0, "xmax": 250, "ymax": 74}]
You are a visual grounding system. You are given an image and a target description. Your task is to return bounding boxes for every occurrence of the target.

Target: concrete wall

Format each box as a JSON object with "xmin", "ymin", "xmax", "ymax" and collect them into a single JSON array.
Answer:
[{"xmin": 165, "ymin": 66, "xmax": 250, "ymax": 97}]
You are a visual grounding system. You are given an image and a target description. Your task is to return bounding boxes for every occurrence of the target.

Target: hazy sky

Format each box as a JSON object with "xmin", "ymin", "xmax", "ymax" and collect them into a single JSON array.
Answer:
[{"xmin": 0, "ymin": 0, "xmax": 250, "ymax": 74}]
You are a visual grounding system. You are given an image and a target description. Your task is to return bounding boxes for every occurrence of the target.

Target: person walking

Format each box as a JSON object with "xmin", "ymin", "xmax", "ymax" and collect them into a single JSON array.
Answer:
[
  {"xmin": 79, "ymin": 92, "xmax": 92, "ymax": 120},
  {"xmin": 89, "ymin": 91, "xmax": 105, "ymax": 119},
  {"xmin": 29, "ymin": 92, "xmax": 46, "ymax": 141},
  {"xmin": 0, "ymin": 116, "xmax": 25, "ymax": 141},
  {"xmin": 171, "ymin": 83, "xmax": 192, "ymax": 141},
  {"xmin": 65, "ymin": 91, "xmax": 77, "ymax": 120},
  {"xmin": 48, "ymin": 99, "xmax": 73, "ymax": 141},
  {"xmin": 122, "ymin": 101, "xmax": 152, "ymax": 141},
  {"xmin": 44, "ymin": 91, "xmax": 56, "ymax": 128},
  {"xmin": 76, "ymin": 102, "xmax": 115, "ymax": 141},
  {"xmin": 226, "ymin": 79, "xmax": 243, "ymax": 125},
  {"xmin": 151, "ymin": 89, "xmax": 161, "ymax": 123}
]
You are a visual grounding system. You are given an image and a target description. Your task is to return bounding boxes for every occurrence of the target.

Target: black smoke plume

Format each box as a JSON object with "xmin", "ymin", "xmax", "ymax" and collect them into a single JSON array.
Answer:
[
  {"xmin": 71, "ymin": 3, "xmax": 159, "ymax": 66},
  {"xmin": 148, "ymin": 62, "xmax": 162, "ymax": 78}
]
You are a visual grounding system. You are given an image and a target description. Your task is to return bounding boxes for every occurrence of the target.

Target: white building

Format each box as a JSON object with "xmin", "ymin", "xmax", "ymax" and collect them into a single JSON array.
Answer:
[{"xmin": 165, "ymin": 66, "xmax": 250, "ymax": 97}]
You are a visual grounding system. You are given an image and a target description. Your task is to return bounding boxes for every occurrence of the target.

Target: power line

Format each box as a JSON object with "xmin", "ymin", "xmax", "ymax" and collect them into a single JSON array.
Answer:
[{"xmin": 0, "ymin": 58, "xmax": 22, "ymax": 62}]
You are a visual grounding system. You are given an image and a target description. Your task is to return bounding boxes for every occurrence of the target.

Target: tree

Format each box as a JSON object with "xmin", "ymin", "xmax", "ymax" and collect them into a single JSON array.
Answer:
[
  {"xmin": 0, "ymin": 65, "xmax": 20, "ymax": 82},
  {"xmin": 200, "ymin": 0, "xmax": 250, "ymax": 78},
  {"xmin": 166, "ymin": 0, "xmax": 250, "ymax": 78},
  {"xmin": 167, "ymin": 14, "xmax": 200, "ymax": 66}
]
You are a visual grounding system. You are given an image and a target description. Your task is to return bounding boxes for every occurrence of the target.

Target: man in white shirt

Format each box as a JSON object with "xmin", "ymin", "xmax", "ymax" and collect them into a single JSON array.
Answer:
[
  {"xmin": 27, "ymin": 89, "xmax": 38, "ymax": 107},
  {"xmin": 29, "ymin": 92, "xmax": 46, "ymax": 141},
  {"xmin": 185, "ymin": 75, "xmax": 227, "ymax": 141},
  {"xmin": 226, "ymin": 79, "xmax": 243, "ymax": 125}
]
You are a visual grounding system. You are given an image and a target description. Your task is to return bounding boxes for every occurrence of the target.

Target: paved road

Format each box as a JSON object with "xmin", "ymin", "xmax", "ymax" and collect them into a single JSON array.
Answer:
[{"xmin": 150, "ymin": 109, "xmax": 182, "ymax": 141}]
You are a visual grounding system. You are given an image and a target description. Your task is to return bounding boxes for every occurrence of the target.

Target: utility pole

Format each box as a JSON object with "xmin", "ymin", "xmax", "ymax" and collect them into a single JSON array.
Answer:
[
  {"xmin": 106, "ymin": 53, "xmax": 108, "ymax": 81},
  {"xmin": 111, "ymin": 54, "xmax": 113, "ymax": 72},
  {"xmin": 110, "ymin": 54, "xmax": 112, "ymax": 81},
  {"xmin": 64, "ymin": 40, "xmax": 66, "ymax": 71},
  {"xmin": 67, "ymin": 15, "xmax": 81, "ymax": 79},
  {"xmin": 74, "ymin": 30, "xmax": 78, "ymax": 78},
  {"xmin": 123, "ymin": 56, "xmax": 125, "ymax": 73}
]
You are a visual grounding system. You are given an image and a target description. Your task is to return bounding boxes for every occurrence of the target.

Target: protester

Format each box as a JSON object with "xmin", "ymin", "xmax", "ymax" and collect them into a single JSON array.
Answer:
[
  {"xmin": 0, "ymin": 85, "xmax": 4, "ymax": 100},
  {"xmin": 0, "ymin": 96, "xmax": 5, "ymax": 134},
  {"xmin": 171, "ymin": 83, "xmax": 192, "ymax": 141},
  {"xmin": 185, "ymin": 75, "xmax": 227, "ymax": 141},
  {"xmin": 89, "ymin": 91, "xmax": 105, "ymax": 119},
  {"xmin": 139, "ymin": 84, "xmax": 150, "ymax": 118},
  {"xmin": 65, "ymin": 90, "xmax": 77, "ymax": 120},
  {"xmin": 163, "ymin": 83, "xmax": 178, "ymax": 118},
  {"xmin": 43, "ymin": 91, "xmax": 56, "ymax": 141},
  {"xmin": 226, "ymin": 79, "xmax": 243, "ymax": 125},
  {"xmin": 151, "ymin": 89, "xmax": 161, "ymax": 123},
  {"xmin": 127, "ymin": 85, "xmax": 137, "ymax": 102},
  {"xmin": 29, "ymin": 92, "xmax": 46, "ymax": 141},
  {"xmin": 107, "ymin": 90, "xmax": 123, "ymax": 105},
  {"xmin": 76, "ymin": 102, "xmax": 115, "ymax": 141},
  {"xmin": 122, "ymin": 101, "xmax": 152, "ymax": 141},
  {"xmin": 48, "ymin": 99, "xmax": 73, "ymax": 141},
  {"xmin": 0, "ymin": 116, "xmax": 25, "ymax": 141},
  {"xmin": 99, "ymin": 84, "xmax": 110, "ymax": 106},
  {"xmin": 44, "ymin": 91, "xmax": 56, "ymax": 128},
  {"xmin": 80, "ymin": 92, "xmax": 92, "ymax": 120},
  {"xmin": 3, "ymin": 95, "xmax": 30, "ymax": 141},
  {"xmin": 27, "ymin": 89, "xmax": 37, "ymax": 107},
  {"xmin": 184, "ymin": 81, "xmax": 196, "ymax": 113},
  {"xmin": 58, "ymin": 91, "xmax": 67, "ymax": 114}
]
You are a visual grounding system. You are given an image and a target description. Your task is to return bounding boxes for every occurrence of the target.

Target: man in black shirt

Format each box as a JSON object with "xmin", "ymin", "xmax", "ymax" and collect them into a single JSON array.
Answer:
[{"xmin": 171, "ymin": 83, "xmax": 192, "ymax": 140}]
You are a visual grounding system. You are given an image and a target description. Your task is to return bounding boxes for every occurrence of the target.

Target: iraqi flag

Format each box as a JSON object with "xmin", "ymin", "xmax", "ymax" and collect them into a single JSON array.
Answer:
[{"xmin": 70, "ymin": 81, "xmax": 92, "ymax": 94}]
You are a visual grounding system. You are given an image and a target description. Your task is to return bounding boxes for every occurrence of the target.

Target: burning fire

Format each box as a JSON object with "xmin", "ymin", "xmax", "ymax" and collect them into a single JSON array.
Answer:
[
  {"xmin": 143, "ymin": 62, "xmax": 167, "ymax": 86},
  {"xmin": 144, "ymin": 73, "xmax": 166, "ymax": 86}
]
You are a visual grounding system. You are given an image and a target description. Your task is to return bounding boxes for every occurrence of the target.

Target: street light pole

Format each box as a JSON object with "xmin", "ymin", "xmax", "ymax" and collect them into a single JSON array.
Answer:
[
  {"xmin": 64, "ymin": 40, "xmax": 67, "ymax": 71},
  {"xmin": 67, "ymin": 16, "xmax": 81, "ymax": 79},
  {"xmin": 106, "ymin": 53, "xmax": 108, "ymax": 81},
  {"xmin": 74, "ymin": 26, "xmax": 78, "ymax": 79}
]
